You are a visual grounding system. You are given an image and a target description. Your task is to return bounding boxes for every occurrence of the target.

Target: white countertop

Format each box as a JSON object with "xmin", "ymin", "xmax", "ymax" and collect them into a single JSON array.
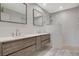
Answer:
[{"xmin": 0, "ymin": 33, "xmax": 49, "ymax": 42}]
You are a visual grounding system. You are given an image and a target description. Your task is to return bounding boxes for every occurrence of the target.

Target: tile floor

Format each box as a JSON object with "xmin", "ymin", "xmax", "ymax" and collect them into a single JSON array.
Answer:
[
  {"xmin": 30, "ymin": 46, "xmax": 51, "ymax": 56},
  {"xmin": 44, "ymin": 48, "xmax": 72, "ymax": 56},
  {"xmin": 30, "ymin": 46, "xmax": 79, "ymax": 56}
]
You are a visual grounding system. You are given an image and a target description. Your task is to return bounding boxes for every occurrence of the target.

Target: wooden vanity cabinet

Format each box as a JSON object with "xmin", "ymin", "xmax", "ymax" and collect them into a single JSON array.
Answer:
[
  {"xmin": 0, "ymin": 34, "xmax": 50, "ymax": 56},
  {"xmin": 0, "ymin": 37, "xmax": 36, "ymax": 56}
]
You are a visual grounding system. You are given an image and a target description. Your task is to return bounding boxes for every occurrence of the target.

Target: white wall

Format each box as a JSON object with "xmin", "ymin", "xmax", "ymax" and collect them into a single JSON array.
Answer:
[
  {"xmin": 51, "ymin": 6, "xmax": 79, "ymax": 48},
  {"xmin": 0, "ymin": 4, "xmax": 50, "ymax": 37}
]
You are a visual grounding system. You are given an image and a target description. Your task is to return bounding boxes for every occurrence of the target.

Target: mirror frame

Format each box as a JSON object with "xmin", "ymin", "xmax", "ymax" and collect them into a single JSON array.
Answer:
[
  {"xmin": 33, "ymin": 8, "xmax": 43, "ymax": 26},
  {"xmin": 0, "ymin": 3, "xmax": 27, "ymax": 24}
]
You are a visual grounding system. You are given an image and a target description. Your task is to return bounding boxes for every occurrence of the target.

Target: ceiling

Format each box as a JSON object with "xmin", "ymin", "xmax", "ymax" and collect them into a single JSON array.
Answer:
[{"xmin": 38, "ymin": 3, "xmax": 79, "ymax": 13}]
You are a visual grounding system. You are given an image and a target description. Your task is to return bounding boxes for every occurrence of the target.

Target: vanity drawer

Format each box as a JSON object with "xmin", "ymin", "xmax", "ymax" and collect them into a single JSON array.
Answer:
[
  {"xmin": 9, "ymin": 45, "xmax": 36, "ymax": 56},
  {"xmin": 2, "ymin": 38, "xmax": 36, "ymax": 56},
  {"xmin": 41, "ymin": 34, "xmax": 50, "ymax": 41},
  {"xmin": 41, "ymin": 40, "xmax": 50, "ymax": 47},
  {"xmin": 22, "ymin": 37, "xmax": 36, "ymax": 43}
]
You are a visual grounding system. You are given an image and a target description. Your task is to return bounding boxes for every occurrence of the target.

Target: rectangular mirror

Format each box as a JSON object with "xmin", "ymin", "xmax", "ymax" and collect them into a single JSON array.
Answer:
[
  {"xmin": 0, "ymin": 3, "xmax": 27, "ymax": 24},
  {"xmin": 33, "ymin": 9, "xmax": 43, "ymax": 26}
]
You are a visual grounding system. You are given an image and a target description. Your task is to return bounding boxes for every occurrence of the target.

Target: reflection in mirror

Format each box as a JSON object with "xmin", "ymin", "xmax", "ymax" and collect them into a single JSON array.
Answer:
[
  {"xmin": 33, "ymin": 9, "xmax": 43, "ymax": 26},
  {"xmin": 0, "ymin": 3, "xmax": 27, "ymax": 24}
]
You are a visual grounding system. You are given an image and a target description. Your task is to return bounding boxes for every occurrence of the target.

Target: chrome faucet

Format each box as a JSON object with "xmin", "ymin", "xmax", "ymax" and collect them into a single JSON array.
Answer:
[
  {"xmin": 16, "ymin": 29, "xmax": 18, "ymax": 36},
  {"xmin": 16, "ymin": 29, "xmax": 21, "ymax": 36},
  {"xmin": 12, "ymin": 29, "xmax": 21, "ymax": 37}
]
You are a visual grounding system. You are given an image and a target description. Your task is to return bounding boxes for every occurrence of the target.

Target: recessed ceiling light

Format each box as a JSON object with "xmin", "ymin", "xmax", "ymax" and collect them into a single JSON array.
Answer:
[
  {"xmin": 43, "ymin": 3, "xmax": 46, "ymax": 6},
  {"xmin": 59, "ymin": 6, "xmax": 63, "ymax": 9}
]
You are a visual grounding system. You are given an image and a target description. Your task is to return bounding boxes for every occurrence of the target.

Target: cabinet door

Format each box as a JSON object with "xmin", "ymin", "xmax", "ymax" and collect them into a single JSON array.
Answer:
[
  {"xmin": 9, "ymin": 45, "xmax": 36, "ymax": 56},
  {"xmin": 41, "ymin": 40, "xmax": 50, "ymax": 47},
  {"xmin": 41, "ymin": 34, "xmax": 50, "ymax": 41},
  {"xmin": 2, "ymin": 37, "xmax": 36, "ymax": 56},
  {"xmin": 41, "ymin": 34, "xmax": 50, "ymax": 48}
]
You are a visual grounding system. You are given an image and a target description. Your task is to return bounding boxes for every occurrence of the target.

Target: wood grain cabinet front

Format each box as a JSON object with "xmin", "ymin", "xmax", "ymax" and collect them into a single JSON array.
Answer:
[
  {"xmin": 41, "ymin": 34, "xmax": 50, "ymax": 48},
  {"xmin": 9, "ymin": 45, "xmax": 36, "ymax": 56},
  {"xmin": 36, "ymin": 34, "xmax": 50, "ymax": 50},
  {"xmin": 2, "ymin": 37, "xmax": 36, "ymax": 56},
  {"xmin": 41, "ymin": 39, "xmax": 50, "ymax": 47},
  {"xmin": 0, "ymin": 34, "xmax": 50, "ymax": 56},
  {"xmin": 41, "ymin": 34, "xmax": 50, "ymax": 41}
]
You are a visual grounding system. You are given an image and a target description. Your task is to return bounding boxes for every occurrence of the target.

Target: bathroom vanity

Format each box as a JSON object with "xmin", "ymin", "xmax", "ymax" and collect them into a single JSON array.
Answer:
[{"xmin": 0, "ymin": 33, "xmax": 50, "ymax": 56}]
